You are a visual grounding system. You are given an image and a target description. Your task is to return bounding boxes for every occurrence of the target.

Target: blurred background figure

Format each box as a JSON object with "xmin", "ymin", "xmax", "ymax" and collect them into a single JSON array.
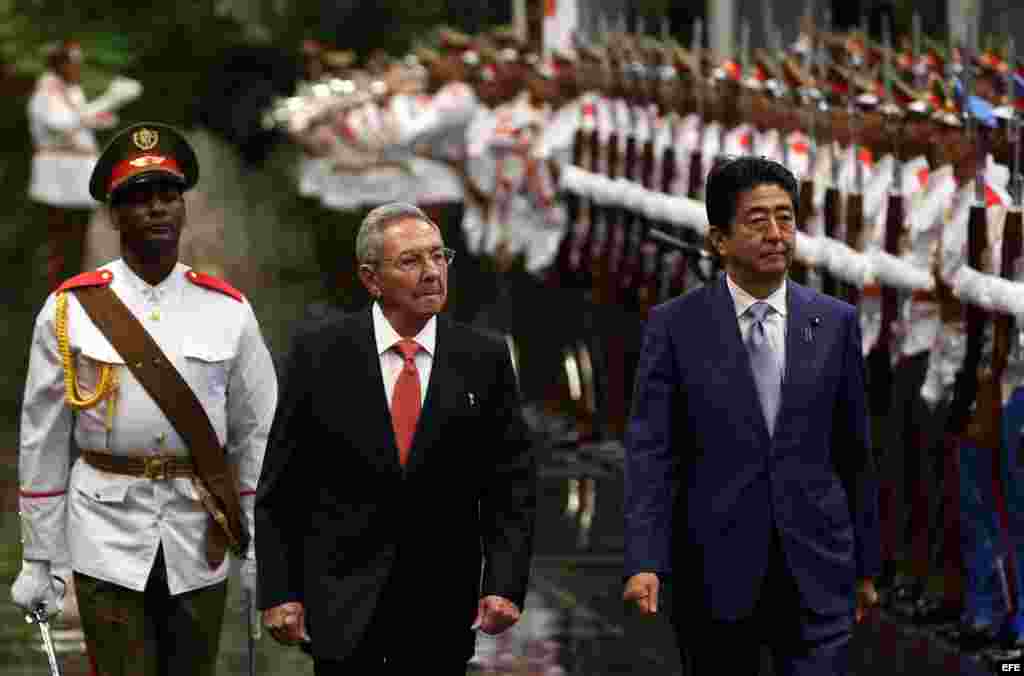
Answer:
[{"xmin": 26, "ymin": 39, "xmax": 139, "ymax": 290}]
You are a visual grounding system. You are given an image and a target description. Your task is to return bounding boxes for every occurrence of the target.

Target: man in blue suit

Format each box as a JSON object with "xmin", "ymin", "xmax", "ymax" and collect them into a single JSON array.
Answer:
[{"xmin": 623, "ymin": 156, "xmax": 880, "ymax": 675}]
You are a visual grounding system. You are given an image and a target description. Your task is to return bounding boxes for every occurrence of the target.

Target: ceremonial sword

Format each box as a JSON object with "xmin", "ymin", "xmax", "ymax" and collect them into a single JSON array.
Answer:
[
  {"xmin": 25, "ymin": 605, "xmax": 61, "ymax": 676},
  {"xmin": 244, "ymin": 586, "xmax": 260, "ymax": 676}
]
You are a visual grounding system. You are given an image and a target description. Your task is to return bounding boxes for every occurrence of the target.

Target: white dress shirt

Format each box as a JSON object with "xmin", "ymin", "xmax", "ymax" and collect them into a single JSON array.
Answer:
[
  {"xmin": 726, "ymin": 274, "xmax": 788, "ymax": 378},
  {"xmin": 372, "ymin": 302, "xmax": 436, "ymax": 407}
]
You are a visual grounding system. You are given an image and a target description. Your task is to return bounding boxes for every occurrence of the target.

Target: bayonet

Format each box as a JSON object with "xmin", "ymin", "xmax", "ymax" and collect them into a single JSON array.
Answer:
[
  {"xmin": 912, "ymin": 13, "xmax": 924, "ymax": 89},
  {"xmin": 687, "ymin": 18, "xmax": 706, "ymax": 200},
  {"xmin": 1009, "ymin": 37, "xmax": 1022, "ymax": 206},
  {"xmin": 819, "ymin": 8, "xmax": 842, "ymax": 297}
]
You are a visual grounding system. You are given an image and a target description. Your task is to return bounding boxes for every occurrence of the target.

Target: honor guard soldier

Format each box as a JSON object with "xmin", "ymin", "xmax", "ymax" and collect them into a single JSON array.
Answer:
[
  {"xmin": 11, "ymin": 122, "xmax": 278, "ymax": 675},
  {"xmin": 27, "ymin": 39, "xmax": 140, "ymax": 291}
]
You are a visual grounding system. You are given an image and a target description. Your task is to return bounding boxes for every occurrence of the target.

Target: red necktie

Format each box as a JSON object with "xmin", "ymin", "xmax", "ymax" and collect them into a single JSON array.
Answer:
[{"xmin": 391, "ymin": 339, "xmax": 421, "ymax": 467}]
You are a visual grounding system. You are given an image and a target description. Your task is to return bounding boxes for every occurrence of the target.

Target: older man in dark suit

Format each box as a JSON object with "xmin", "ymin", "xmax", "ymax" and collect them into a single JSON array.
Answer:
[
  {"xmin": 256, "ymin": 202, "xmax": 537, "ymax": 674},
  {"xmin": 623, "ymin": 157, "xmax": 880, "ymax": 675}
]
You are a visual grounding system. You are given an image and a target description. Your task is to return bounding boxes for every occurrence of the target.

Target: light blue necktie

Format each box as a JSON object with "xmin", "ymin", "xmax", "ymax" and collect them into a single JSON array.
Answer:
[{"xmin": 746, "ymin": 301, "xmax": 781, "ymax": 435}]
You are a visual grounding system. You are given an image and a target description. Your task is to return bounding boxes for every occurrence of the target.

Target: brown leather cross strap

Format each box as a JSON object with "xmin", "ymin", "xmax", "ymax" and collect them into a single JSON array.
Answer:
[
  {"xmin": 81, "ymin": 450, "xmax": 195, "ymax": 480},
  {"xmin": 70, "ymin": 284, "xmax": 248, "ymax": 568}
]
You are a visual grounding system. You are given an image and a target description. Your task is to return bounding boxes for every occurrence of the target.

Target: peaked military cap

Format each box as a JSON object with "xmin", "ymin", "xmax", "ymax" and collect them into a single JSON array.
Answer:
[{"xmin": 89, "ymin": 122, "xmax": 198, "ymax": 202}]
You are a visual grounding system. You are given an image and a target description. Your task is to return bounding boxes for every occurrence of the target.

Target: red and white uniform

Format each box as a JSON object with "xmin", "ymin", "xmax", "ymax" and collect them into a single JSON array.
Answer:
[{"xmin": 19, "ymin": 260, "xmax": 277, "ymax": 594}]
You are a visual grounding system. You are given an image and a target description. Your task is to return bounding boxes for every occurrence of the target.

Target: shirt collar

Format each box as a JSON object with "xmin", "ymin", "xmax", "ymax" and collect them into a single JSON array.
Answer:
[
  {"xmin": 110, "ymin": 258, "xmax": 186, "ymax": 302},
  {"xmin": 372, "ymin": 302, "xmax": 437, "ymax": 357},
  {"xmin": 726, "ymin": 274, "xmax": 787, "ymax": 319}
]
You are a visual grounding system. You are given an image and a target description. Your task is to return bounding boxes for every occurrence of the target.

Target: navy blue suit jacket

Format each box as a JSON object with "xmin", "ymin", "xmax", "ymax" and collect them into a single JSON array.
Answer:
[{"xmin": 625, "ymin": 275, "xmax": 880, "ymax": 620}]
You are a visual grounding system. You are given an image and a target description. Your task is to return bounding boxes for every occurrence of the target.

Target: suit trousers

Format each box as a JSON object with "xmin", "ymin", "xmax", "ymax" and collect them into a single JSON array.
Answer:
[
  {"xmin": 75, "ymin": 545, "xmax": 228, "ymax": 676},
  {"xmin": 673, "ymin": 528, "xmax": 852, "ymax": 676},
  {"xmin": 311, "ymin": 561, "xmax": 475, "ymax": 675}
]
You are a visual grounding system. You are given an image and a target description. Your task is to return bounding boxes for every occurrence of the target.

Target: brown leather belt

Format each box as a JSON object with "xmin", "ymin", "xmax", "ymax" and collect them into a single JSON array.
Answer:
[{"xmin": 82, "ymin": 450, "xmax": 195, "ymax": 481}]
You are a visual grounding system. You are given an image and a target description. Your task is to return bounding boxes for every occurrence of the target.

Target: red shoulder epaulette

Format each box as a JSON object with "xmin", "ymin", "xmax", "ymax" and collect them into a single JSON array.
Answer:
[
  {"xmin": 185, "ymin": 269, "xmax": 244, "ymax": 303},
  {"xmin": 56, "ymin": 270, "xmax": 114, "ymax": 293}
]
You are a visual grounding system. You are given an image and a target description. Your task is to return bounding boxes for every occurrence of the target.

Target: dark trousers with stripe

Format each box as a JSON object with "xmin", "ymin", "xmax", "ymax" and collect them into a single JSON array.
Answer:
[{"xmin": 75, "ymin": 545, "xmax": 228, "ymax": 676}]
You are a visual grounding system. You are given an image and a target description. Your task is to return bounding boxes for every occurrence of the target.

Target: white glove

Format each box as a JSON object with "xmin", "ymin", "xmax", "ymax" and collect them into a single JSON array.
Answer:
[{"xmin": 10, "ymin": 560, "xmax": 65, "ymax": 617}]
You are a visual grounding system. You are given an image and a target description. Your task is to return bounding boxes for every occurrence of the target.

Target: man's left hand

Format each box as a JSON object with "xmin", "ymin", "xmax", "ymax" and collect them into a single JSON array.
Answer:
[
  {"xmin": 472, "ymin": 595, "xmax": 521, "ymax": 635},
  {"xmin": 855, "ymin": 577, "xmax": 879, "ymax": 623}
]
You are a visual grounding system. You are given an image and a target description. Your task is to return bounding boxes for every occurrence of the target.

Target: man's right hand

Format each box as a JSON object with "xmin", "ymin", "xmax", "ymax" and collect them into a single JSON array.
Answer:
[
  {"xmin": 623, "ymin": 572, "xmax": 660, "ymax": 615},
  {"xmin": 10, "ymin": 560, "xmax": 65, "ymax": 617},
  {"xmin": 263, "ymin": 602, "xmax": 308, "ymax": 646}
]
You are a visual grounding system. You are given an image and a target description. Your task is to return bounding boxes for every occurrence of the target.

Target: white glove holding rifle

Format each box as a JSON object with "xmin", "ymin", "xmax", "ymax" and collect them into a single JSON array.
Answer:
[{"xmin": 11, "ymin": 560, "xmax": 65, "ymax": 618}]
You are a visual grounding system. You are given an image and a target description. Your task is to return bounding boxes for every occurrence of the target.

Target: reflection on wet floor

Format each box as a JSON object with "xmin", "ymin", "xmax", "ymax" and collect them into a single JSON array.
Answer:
[{"xmin": 0, "ymin": 442, "xmax": 1016, "ymax": 675}]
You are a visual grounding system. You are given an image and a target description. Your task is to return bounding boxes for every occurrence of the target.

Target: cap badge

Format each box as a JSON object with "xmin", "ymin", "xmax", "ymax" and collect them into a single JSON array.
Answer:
[
  {"xmin": 129, "ymin": 155, "xmax": 167, "ymax": 168},
  {"xmin": 132, "ymin": 128, "xmax": 159, "ymax": 151}
]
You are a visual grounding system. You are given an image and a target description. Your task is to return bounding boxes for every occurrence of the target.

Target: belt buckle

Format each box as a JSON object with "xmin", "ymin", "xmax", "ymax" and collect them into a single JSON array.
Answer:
[{"xmin": 144, "ymin": 456, "xmax": 168, "ymax": 481}]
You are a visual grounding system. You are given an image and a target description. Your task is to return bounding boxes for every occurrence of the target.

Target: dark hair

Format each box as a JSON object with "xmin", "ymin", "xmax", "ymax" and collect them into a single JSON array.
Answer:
[{"xmin": 705, "ymin": 156, "xmax": 799, "ymax": 234}]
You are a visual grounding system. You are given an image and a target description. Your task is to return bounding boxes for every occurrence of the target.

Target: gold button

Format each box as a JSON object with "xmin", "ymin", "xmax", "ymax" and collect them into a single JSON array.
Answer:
[
  {"xmin": 135, "ymin": 362, "xmax": 143, "ymax": 368},
  {"xmin": 100, "ymin": 272, "xmax": 111, "ymax": 280},
  {"xmin": 149, "ymin": 310, "xmax": 161, "ymax": 321}
]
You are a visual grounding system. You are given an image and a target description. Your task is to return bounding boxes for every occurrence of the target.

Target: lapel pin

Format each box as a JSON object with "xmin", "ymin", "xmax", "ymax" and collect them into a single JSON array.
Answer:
[
  {"xmin": 805, "ymin": 317, "xmax": 820, "ymax": 343},
  {"xmin": 468, "ymin": 392, "xmax": 476, "ymax": 407}
]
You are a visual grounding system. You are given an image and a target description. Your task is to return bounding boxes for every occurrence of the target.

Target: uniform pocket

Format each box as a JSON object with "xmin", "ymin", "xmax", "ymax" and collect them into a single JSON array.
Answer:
[
  {"xmin": 73, "ymin": 465, "xmax": 131, "ymax": 504},
  {"xmin": 76, "ymin": 340, "xmax": 126, "ymax": 393},
  {"xmin": 182, "ymin": 338, "xmax": 234, "ymax": 398}
]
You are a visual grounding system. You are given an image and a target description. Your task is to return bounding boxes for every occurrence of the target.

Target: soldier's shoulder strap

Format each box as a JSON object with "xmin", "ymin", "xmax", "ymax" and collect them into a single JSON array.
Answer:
[
  {"xmin": 69, "ymin": 283, "xmax": 248, "ymax": 565},
  {"xmin": 56, "ymin": 269, "xmax": 114, "ymax": 293},
  {"xmin": 185, "ymin": 269, "xmax": 244, "ymax": 303}
]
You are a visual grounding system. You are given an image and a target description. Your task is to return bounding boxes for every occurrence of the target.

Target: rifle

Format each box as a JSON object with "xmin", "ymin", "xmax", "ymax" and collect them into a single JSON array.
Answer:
[
  {"xmin": 617, "ymin": 50, "xmax": 655, "ymax": 310},
  {"xmin": 819, "ymin": 10, "xmax": 842, "ymax": 298},
  {"xmin": 625, "ymin": 46, "xmax": 668, "ymax": 314},
  {"xmin": 686, "ymin": 19, "xmax": 706, "ymax": 201},
  {"xmin": 841, "ymin": 18, "xmax": 868, "ymax": 307},
  {"xmin": 639, "ymin": 51, "xmax": 678, "ymax": 315},
  {"xmin": 552, "ymin": 97, "xmax": 591, "ymax": 288},
  {"xmin": 964, "ymin": 35, "xmax": 1023, "ymax": 619},
  {"xmin": 866, "ymin": 15, "xmax": 904, "ymax": 419},
  {"xmin": 589, "ymin": 50, "xmax": 624, "ymax": 303},
  {"xmin": 790, "ymin": 13, "xmax": 820, "ymax": 287},
  {"xmin": 643, "ymin": 131, "xmax": 677, "ymax": 314},
  {"xmin": 576, "ymin": 55, "xmax": 613, "ymax": 294},
  {"xmin": 946, "ymin": 41, "xmax": 991, "ymax": 441}
]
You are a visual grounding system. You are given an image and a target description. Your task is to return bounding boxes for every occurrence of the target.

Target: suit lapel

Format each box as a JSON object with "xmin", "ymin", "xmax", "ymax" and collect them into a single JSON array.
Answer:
[
  {"xmin": 354, "ymin": 308, "xmax": 404, "ymax": 475},
  {"xmin": 709, "ymin": 276, "xmax": 771, "ymax": 441},
  {"xmin": 780, "ymin": 281, "xmax": 815, "ymax": 422}
]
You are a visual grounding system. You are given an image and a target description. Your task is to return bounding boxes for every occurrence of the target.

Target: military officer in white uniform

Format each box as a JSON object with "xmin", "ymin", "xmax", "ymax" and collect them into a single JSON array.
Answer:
[{"xmin": 11, "ymin": 122, "xmax": 278, "ymax": 676}]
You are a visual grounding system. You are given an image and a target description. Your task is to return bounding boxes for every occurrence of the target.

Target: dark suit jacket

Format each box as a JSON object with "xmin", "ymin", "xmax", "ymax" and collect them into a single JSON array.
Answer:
[
  {"xmin": 624, "ymin": 275, "xmax": 880, "ymax": 621},
  {"xmin": 256, "ymin": 308, "xmax": 537, "ymax": 661}
]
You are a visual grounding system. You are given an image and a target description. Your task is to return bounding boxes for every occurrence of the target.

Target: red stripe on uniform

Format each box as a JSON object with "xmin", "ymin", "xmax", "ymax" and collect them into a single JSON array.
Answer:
[
  {"xmin": 239, "ymin": 489, "xmax": 256, "ymax": 496},
  {"xmin": 19, "ymin": 489, "xmax": 67, "ymax": 498}
]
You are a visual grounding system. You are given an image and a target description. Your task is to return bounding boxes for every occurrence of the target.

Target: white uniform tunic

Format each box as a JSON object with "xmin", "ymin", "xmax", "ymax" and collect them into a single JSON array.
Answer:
[
  {"xmin": 19, "ymin": 260, "xmax": 278, "ymax": 594},
  {"xmin": 27, "ymin": 72, "xmax": 104, "ymax": 208}
]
